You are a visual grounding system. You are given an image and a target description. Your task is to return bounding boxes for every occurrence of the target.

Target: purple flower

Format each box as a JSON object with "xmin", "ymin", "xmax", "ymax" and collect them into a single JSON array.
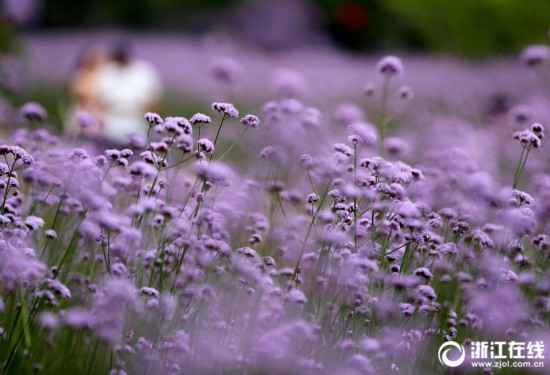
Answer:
[
  {"xmin": 212, "ymin": 102, "xmax": 239, "ymax": 118},
  {"xmin": 210, "ymin": 57, "xmax": 240, "ymax": 84},
  {"xmin": 521, "ymin": 45, "xmax": 550, "ymax": 67},
  {"xmin": 144, "ymin": 112, "xmax": 163, "ymax": 126},
  {"xmin": 19, "ymin": 102, "xmax": 47, "ymax": 122},
  {"xmin": 190, "ymin": 113, "xmax": 212, "ymax": 125},
  {"xmin": 377, "ymin": 55, "xmax": 404, "ymax": 76},
  {"xmin": 240, "ymin": 114, "xmax": 260, "ymax": 129},
  {"xmin": 197, "ymin": 138, "xmax": 215, "ymax": 154}
]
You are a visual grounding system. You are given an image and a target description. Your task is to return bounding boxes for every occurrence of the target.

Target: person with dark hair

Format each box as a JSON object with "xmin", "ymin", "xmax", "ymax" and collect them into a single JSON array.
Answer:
[
  {"xmin": 110, "ymin": 41, "xmax": 131, "ymax": 65},
  {"xmin": 96, "ymin": 41, "xmax": 162, "ymax": 143}
]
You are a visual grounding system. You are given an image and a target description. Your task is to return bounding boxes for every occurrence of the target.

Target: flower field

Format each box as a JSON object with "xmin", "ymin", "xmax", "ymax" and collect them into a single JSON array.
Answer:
[{"xmin": 1, "ymin": 45, "xmax": 550, "ymax": 374}]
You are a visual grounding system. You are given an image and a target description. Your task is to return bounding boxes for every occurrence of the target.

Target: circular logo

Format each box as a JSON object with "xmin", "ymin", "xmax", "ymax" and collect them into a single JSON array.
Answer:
[{"xmin": 438, "ymin": 341, "xmax": 466, "ymax": 367}]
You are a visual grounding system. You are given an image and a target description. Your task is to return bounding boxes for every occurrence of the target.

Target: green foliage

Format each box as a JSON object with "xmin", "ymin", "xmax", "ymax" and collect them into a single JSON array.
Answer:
[
  {"xmin": 38, "ymin": 0, "xmax": 240, "ymax": 28},
  {"xmin": 0, "ymin": 18, "xmax": 20, "ymax": 54},
  {"xmin": 317, "ymin": 0, "xmax": 550, "ymax": 56},
  {"xmin": 19, "ymin": 85, "xmax": 69, "ymax": 132},
  {"xmin": 30, "ymin": 0, "xmax": 550, "ymax": 56},
  {"xmin": 384, "ymin": 0, "xmax": 550, "ymax": 56}
]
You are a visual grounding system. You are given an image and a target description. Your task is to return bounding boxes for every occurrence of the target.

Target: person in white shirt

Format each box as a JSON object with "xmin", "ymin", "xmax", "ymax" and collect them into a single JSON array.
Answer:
[{"xmin": 96, "ymin": 42, "xmax": 162, "ymax": 143}]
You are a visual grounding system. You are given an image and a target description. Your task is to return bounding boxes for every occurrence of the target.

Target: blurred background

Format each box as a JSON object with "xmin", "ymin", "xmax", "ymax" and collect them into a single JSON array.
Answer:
[
  {"xmin": 5, "ymin": 0, "xmax": 550, "ymax": 55},
  {"xmin": 1, "ymin": 0, "xmax": 550, "ymax": 136}
]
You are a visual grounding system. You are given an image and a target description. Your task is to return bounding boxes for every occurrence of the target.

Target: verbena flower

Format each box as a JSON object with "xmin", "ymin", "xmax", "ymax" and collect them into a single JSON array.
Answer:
[
  {"xmin": 520, "ymin": 44, "xmax": 550, "ymax": 67},
  {"xmin": 377, "ymin": 55, "xmax": 404, "ymax": 76},
  {"xmin": 190, "ymin": 113, "xmax": 212, "ymax": 125},
  {"xmin": 240, "ymin": 114, "xmax": 260, "ymax": 129},
  {"xmin": 212, "ymin": 102, "xmax": 239, "ymax": 118},
  {"xmin": 144, "ymin": 112, "xmax": 163, "ymax": 126},
  {"xmin": 211, "ymin": 57, "xmax": 240, "ymax": 84},
  {"xmin": 19, "ymin": 102, "xmax": 48, "ymax": 122}
]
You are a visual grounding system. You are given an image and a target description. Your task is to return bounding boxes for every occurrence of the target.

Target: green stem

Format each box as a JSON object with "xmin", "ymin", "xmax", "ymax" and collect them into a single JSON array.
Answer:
[
  {"xmin": 196, "ymin": 125, "xmax": 201, "ymax": 152},
  {"xmin": 40, "ymin": 197, "xmax": 65, "ymax": 258},
  {"xmin": 86, "ymin": 339, "xmax": 100, "ymax": 375},
  {"xmin": 378, "ymin": 76, "xmax": 391, "ymax": 155},
  {"xmin": 400, "ymin": 241, "xmax": 417, "ymax": 274},
  {"xmin": 170, "ymin": 245, "xmax": 189, "ymax": 293},
  {"xmin": 275, "ymin": 193, "xmax": 287, "ymax": 219},
  {"xmin": 517, "ymin": 148, "xmax": 531, "ymax": 186},
  {"xmin": 512, "ymin": 146, "xmax": 530, "ymax": 189},
  {"xmin": 1, "ymin": 157, "xmax": 18, "ymax": 212},
  {"xmin": 104, "ymin": 230, "xmax": 111, "ymax": 274},
  {"xmin": 2, "ymin": 298, "xmax": 42, "ymax": 373},
  {"xmin": 55, "ymin": 213, "xmax": 87, "ymax": 276},
  {"xmin": 210, "ymin": 114, "xmax": 227, "ymax": 160},
  {"xmin": 212, "ymin": 114, "xmax": 227, "ymax": 147},
  {"xmin": 216, "ymin": 127, "xmax": 248, "ymax": 161},
  {"xmin": 164, "ymin": 155, "xmax": 194, "ymax": 170},
  {"xmin": 146, "ymin": 125, "xmax": 152, "ymax": 144},
  {"xmin": 306, "ymin": 170, "xmax": 317, "ymax": 195},
  {"xmin": 292, "ymin": 186, "xmax": 330, "ymax": 279},
  {"xmin": 353, "ymin": 143, "xmax": 358, "ymax": 251}
]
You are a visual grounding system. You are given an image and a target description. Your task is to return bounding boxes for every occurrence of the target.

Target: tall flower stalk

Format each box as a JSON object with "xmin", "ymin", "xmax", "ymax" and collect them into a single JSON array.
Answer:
[
  {"xmin": 512, "ymin": 123, "xmax": 544, "ymax": 189},
  {"xmin": 375, "ymin": 55, "xmax": 403, "ymax": 154}
]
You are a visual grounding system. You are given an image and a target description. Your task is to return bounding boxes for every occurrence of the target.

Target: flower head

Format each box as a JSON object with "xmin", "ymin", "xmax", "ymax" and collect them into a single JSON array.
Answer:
[
  {"xmin": 190, "ymin": 113, "xmax": 212, "ymax": 126},
  {"xmin": 144, "ymin": 112, "xmax": 163, "ymax": 126},
  {"xmin": 520, "ymin": 45, "xmax": 550, "ymax": 67},
  {"xmin": 164, "ymin": 116, "xmax": 192, "ymax": 135},
  {"xmin": 20, "ymin": 102, "xmax": 47, "ymax": 122},
  {"xmin": 377, "ymin": 55, "xmax": 404, "ymax": 76},
  {"xmin": 240, "ymin": 114, "xmax": 260, "ymax": 129},
  {"xmin": 212, "ymin": 102, "xmax": 239, "ymax": 118},
  {"xmin": 197, "ymin": 138, "xmax": 215, "ymax": 154},
  {"xmin": 211, "ymin": 57, "xmax": 240, "ymax": 84}
]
